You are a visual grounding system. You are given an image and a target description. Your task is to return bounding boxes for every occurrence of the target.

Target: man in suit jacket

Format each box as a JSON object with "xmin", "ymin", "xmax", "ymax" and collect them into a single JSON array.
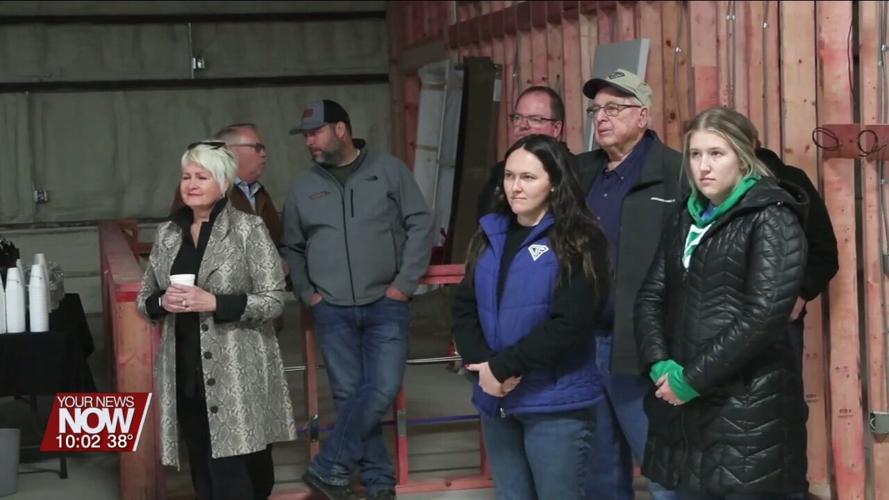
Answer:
[{"xmin": 172, "ymin": 123, "xmax": 282, "ymax": 247}]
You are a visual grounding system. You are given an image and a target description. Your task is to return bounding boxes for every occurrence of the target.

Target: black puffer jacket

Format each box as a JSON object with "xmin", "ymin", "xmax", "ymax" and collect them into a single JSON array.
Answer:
[{"xmin": 634, "ymin": 177, "xmax": 808, "ymax": 495}]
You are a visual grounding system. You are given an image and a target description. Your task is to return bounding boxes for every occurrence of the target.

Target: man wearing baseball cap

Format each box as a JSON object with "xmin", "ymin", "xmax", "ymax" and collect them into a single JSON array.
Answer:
[
  {"xmin": 281, "ymin": 99, "xmax": 433, "ymax": 500},
  {"xmin": 576, "ymin": 69, "xmax": 681, "ymax": 499}
]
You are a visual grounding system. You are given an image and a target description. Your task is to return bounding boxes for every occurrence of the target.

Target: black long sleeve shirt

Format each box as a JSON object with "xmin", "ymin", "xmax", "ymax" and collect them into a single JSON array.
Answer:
[
  {"xmin": 145, "ymin": 198, "xmax": 247, "ymax": 399},
  {"xmin": 453, "ymin": 220, "xmax": 608, "ymax": 383}
]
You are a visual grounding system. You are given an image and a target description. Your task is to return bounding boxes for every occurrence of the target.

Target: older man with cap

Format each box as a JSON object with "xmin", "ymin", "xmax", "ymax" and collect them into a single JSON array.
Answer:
[
  {"xmin": 280, "ymin": 100, "xmax": 433, "ymax": 500},
  {"xmin": 576, "ymin": 69, "xmax": 681, "ymax": 500}
]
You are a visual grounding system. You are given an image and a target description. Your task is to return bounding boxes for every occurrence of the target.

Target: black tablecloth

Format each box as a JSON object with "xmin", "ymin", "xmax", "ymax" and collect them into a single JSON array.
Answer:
[{"xmin": 0, "ymin": 293, "xmax": 97, "ymax": 396}]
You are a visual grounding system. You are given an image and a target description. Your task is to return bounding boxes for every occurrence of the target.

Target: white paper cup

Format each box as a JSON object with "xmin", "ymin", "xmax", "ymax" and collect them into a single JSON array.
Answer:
[{"xmin": 169, "ymin": 274, "xmax": 196, "ymax": 287}]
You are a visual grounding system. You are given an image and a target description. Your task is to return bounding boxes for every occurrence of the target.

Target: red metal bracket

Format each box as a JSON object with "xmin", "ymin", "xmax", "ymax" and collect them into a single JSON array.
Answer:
[{"xmin": 819, "ymin": 123, "xmax": 889, "ymax": 160}]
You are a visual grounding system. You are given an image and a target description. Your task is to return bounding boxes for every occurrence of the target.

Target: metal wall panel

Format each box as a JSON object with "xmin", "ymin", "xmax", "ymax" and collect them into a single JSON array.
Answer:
[
  {"xmin": 191, "ymin": 20, "xmax": 387, "ymax": 78},
  {"xmin": 0, "ymin": 1, "xmax": 385, "ymax": 16},
  {"xmin": 12, "ymin": 83, "xmax": 391, "ymax": 223},
  {"xmin": 0, "ymin": 23, "xmax": 191, "ymax": 82},
  {"xmin": 0, "ymin": 19, "xmax": 387, "ymax": 83}
]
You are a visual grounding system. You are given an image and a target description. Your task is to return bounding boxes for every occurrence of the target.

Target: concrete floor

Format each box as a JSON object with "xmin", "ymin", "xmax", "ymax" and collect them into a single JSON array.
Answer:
[
  {"xmin": 1, "ymin": 288, "xmax": 649, "ymax": 499},
  {"xmin": 1, "ymin": 289, "xmax": 499, "ymax": 500}
]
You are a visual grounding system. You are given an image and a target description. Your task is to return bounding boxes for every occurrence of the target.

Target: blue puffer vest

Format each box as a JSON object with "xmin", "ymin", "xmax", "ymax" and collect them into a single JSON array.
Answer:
[{"xmin": 472, "ymin": 212, "xmax": 602, "ymax": 417}]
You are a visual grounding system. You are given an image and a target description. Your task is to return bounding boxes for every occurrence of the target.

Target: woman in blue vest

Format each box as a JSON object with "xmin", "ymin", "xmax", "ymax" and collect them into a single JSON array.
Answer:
[{"xmin": 453, "ymin": 134, "xmax": 611, "ymax": 499}]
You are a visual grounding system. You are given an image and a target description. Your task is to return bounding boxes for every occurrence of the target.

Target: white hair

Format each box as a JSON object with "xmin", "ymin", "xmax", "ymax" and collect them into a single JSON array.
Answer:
[{"xmin": 180, "ymin": 141, "xmax": 238, "ymax": 193}]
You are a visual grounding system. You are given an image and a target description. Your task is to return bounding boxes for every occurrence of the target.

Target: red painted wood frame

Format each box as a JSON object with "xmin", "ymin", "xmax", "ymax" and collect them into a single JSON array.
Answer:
[{"xmin": 99, "ymin": 221, "xmax": 164, "ymax": 500}]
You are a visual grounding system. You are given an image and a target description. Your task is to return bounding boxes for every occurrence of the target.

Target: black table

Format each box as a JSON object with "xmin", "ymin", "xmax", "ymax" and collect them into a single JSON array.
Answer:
[
  {"xmin": 0, "ymin": 293, "xmax": 96, "ymax": 396},
  {"xmin": 0, "ymin": 293, "xmax": 95, "ymax": 479}
]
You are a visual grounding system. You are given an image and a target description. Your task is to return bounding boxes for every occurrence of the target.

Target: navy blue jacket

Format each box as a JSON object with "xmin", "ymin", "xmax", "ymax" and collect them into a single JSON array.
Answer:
[{"xmin": 471, "ymin": 213, "xmax": 603, "ymax": 416}]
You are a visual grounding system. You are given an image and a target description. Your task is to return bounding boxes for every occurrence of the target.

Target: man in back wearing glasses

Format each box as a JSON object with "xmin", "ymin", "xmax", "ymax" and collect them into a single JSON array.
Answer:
[
  {"xmin": 172, "ymin": 123, "xmax": 282, "ymax": 247},
  {"xmin": 476, "ymin": 86, "xmax": 572, "ymax": 219}
]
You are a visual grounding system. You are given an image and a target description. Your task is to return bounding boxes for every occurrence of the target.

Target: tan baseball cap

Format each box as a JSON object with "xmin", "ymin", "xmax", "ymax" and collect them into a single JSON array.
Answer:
[{"xmin": 582, "ymin": 68, "xmax": 652, "ymax": 107}]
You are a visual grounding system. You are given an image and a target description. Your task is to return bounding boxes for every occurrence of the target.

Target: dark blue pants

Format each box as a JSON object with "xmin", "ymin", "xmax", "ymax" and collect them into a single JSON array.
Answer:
[
  {"xmin": 590, "ymin": 335, "xmax": 676, "ymax": 500},
  {"xmin": 678, "ymin": 492, "xmax": 797, "ymax": 500},
  {"xmin": 481, "ymin": 408, "xmax": 595, "ymax": 500},
  {"xmin": 308, "ymin": 297, "xmax": 409, "ymax": 497}
]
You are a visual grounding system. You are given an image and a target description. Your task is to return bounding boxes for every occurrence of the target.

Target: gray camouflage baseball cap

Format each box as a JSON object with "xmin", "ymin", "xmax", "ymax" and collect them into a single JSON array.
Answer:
[{"xmin": 289, "ymin": 99, "xmax": 351, "ymax": 134}]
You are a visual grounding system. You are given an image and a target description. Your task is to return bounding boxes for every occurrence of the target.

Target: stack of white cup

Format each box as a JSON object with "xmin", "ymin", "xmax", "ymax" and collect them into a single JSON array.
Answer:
[
  {"xmin": 1, "ymin": 254, "xmax": 53, "ymax": 333},
  {"xmin": 0, "ymin": 273, "xmax": 6, "ymax": 334},
  {"xmin": 28, "ymin": 264, "xmax": 49, "ymax": 332},
  {"xmin": 34, "ymin": 253, "xmax": 50, "ymax": 311},
  {"xmin": 5, "ymin": 268, "xmax": 25, "ymax": 333}
]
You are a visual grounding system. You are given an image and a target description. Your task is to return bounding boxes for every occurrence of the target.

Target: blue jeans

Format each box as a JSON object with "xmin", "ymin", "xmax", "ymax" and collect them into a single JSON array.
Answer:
[
  {"xmin": 308, "ymin": 297, "xmax": 409, "ymax": 496},
  {"xmin": 678, "ymin": 492, "xmax": 796, "ymax": 500},
  {"xmin": 481, "ymin": 409, "xmax": 595, "ymax": 500},
  {"xmin": 590, "ymin": 335, "xmax": 676, "ymax": 500}
]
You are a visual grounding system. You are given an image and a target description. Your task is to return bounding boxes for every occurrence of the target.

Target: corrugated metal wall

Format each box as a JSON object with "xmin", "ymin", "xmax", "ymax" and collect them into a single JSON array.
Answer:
[
  {"xmin": 0, "ymin": 4, "xmax": 390, "ymax": 223},
  {"xmin": 0, "ymin": 1, "xmax": 390, "ymax": 315},
  {"xmin": 387, "ymin": 2, "xmax": 889, "ymax": 499}
]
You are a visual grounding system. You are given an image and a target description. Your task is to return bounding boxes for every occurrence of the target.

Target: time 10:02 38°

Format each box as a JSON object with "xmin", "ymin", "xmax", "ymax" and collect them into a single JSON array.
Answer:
[{"xmin": 55, "ymin": 433, "xmax": 134, "ymax": 449}]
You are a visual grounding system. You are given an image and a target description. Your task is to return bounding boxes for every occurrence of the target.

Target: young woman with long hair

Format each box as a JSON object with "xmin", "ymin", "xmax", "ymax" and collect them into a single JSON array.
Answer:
[
  {"xmin": 635, "ymin": 107, "xmax": 808, "ymax": 499},
  {"xmin": 453, "ymin": 134, "xmax": 611, "ymax": 499}
]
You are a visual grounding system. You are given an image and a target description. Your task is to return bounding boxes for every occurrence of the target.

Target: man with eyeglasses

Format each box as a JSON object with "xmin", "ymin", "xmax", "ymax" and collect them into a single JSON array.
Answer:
[
  {"xmin": 476, "ymin": 86, "xmax": 569, "ymax": 219},
  {"xmin": 575, "ymin": 69, "xmax": 681, "ymax": 500},
  {"xmin": 281, "ymin": 100, "xmax": 432, "ymax": 500},
  {"xmin": 172, "ymin": 123, "xmax": 281, "ymax": 246}
]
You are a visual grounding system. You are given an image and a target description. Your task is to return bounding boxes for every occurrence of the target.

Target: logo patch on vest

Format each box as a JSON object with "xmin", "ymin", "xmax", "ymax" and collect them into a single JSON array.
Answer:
[{"xmin": 528, "ymin": 244, "xmax": 550, "ymax": 261}]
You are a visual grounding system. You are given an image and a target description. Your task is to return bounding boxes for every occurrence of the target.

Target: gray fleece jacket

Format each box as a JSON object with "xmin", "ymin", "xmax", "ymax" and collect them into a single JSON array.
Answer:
[{"xmin": 281, "ymin": 146, "xmax": 433, "ymax": 306}]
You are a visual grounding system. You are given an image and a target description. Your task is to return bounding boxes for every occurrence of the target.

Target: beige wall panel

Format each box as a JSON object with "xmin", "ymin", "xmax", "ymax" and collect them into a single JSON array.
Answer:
[
  {"xmin": 0, "ymin": 94, "xmax": 35, "ymax": 222},
  {"xmin": 191, "ymin": 19, "xmax": 388, "ymax": 77},
  {"xmin": 1, "ymin": 19, "xmax": 387, "ymax": 82},
  {"xmin": 0, "ymin": 1, "xmax": 385, "ymax": 16},
  {"xmin": 0, "ymin": 24, "xmax": 190, "ymax": 82},
  {"xmin": 7, "ymin": 83, "xmax": 389, "ymax": 223}
]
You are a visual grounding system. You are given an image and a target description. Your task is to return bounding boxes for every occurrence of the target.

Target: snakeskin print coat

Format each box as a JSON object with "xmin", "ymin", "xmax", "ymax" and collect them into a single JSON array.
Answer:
[{"xmin": 138, "ymin": 203, "xmax": 296, "ymax": 467}]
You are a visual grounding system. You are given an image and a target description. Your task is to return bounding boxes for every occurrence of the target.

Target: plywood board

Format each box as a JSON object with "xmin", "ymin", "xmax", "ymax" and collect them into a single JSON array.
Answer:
[
  {"xmin": 579, "ymin": 9, "xmax": 598, "ymax": 148},
  {"xmin": 857, "ymin": 2, "xmax": 889, "ymax": 499},
  {"xmin": 638, "ymin": 1, "xmax": 664, "ymax": 139},
  {"xmin": 763, "ymin": 0, "xmax": 780, "ymax": 151},
  {"xmin": 660, "ymin": 0, "xmax": 684, "ymax": 149},
  {"xmin": 616, "ymin": 1, "xmax": 635, "ymax": 41},
  {"xmin": 547, "ymin": 18, "xmax": 565, "ymax": 93},
  {"xmin": 688, "ymin": 1, "xmax": 717, "ymax": 115},
  {"xmin": 779, "ymin": 3, "xmax": 830, "ymax": 495},
  {"xmin": 816, "ymin": 2, "xmax": 866, "ymax": 498}
]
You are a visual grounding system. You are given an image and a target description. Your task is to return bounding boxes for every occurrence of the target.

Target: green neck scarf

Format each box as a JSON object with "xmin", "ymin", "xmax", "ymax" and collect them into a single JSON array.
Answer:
[
  {"xmin": 683, "ymin": 175, "xmax": 760, "ymax": 269},
  {"xmin": 686, "ymin": 175, "xmax": 761, "ymax": 226}
]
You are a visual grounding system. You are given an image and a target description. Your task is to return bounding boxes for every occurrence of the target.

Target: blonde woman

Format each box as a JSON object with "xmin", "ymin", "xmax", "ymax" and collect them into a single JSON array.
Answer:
[
  {"xmin": 635, "ymin": 108, "xmax": 808, "ymax": 499},
  {"xmin": 138, "ymin": 141, "xmax": 296, "ymax": 500}
]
